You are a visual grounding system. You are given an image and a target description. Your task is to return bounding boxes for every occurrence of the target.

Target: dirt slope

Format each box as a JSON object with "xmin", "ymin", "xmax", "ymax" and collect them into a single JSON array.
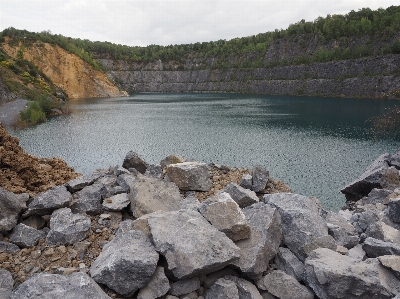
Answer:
[{"xmin": 2, "ymin": 39, "xmax": 128, "ymax": 99}]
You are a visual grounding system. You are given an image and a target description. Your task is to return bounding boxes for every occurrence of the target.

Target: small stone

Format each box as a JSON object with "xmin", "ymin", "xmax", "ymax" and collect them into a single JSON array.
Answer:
[
  {"xmin": 239, "ymin": 173, "xmax": 253, "ymax": 190},
  {"xmin": 167, "ymin": 162, "xmax": 211, "ymax": 191},
  {"xmin": 337, "ymin": 245, "xmax": 348, "ymax": 255},
  {"xmin": 122, "ymin": 151, "xmax": 149, "ymax": 174}
]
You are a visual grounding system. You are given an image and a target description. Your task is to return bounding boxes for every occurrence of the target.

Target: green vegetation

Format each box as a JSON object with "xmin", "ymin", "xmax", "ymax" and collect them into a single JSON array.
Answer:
[{"xmin": 19, "ymin": 96, "xmax": 61, "ymax": 127}]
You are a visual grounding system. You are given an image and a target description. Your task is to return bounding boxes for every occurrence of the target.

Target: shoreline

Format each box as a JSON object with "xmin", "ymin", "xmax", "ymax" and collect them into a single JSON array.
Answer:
[{"xmin": 0, "ymin": 99, "xmax": 28, "ymax": 127}]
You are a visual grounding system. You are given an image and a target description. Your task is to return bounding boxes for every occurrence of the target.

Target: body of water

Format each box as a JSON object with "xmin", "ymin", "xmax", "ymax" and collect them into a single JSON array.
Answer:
[{"xmin": 10, "ymin": 93, "xmax": 400, "ymax": 211}]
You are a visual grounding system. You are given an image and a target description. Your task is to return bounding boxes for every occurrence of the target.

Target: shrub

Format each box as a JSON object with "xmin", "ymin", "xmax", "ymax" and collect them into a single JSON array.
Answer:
[{"xmin": 20, "ymin": 101, "xmax": 46, "ymax": 125}]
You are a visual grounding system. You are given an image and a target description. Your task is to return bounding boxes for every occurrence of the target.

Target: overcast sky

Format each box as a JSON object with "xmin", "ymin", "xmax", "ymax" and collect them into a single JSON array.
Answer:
[{"xmin": 0, "ymin": 0, "xmax": 397, "ymax": 47}]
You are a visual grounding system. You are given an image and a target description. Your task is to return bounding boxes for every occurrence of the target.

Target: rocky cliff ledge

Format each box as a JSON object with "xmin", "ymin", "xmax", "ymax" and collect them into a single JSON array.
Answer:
[
  {"xmin": 100, "ymin": 55, "xmax": 400, "ymax": 99},
  {"xmin": 1, "ymin": 126, "xmax": 400, "ymax": 297}
]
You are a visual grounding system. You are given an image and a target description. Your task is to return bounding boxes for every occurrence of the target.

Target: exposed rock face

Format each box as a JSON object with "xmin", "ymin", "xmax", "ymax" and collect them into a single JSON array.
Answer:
[
  {"xmin": 0, "ymin": 187, "xmax": 23, "ymax": 232},
  {"xmin": 264, "ymin": 193, "xmax": 334, "ymax": 261},
  {"xmin": 26, "ymin": 186, "xmax": 72, "ymax": 217},
  {"xmin": 10, "ymin": 272, "xmax": 111, "ymax": 299},
  {"xmin": 90, "ymin": 230, "xmax": 159, "ymax": 296},
  {"xmin": 122, "ymin": 151, "xmax": 149, "ymax": 174},
  {"xmin": 305, "ymin": 248, "xmax": 400, "ymax": 299},
  {"xmin": 198, "ymin": 192, "xmax": 251, "ymax": 241},
  {"xmin": 167, "ymin": 162, "xmax": 211, "ymax": 191},
  {"xmin": 233, "ymin": 203, "xmax": 282, "ymax": 279},
  {"xmin": 147, "ymin": 209, "xmax": 240, "ymax": 279},
  {"xmin": 46, "ymin": 208, "xmax": 91, "ymax": 245},
  {"xmin": 129, "ymin": 174, "xmax": 182, "ymax": 218}
]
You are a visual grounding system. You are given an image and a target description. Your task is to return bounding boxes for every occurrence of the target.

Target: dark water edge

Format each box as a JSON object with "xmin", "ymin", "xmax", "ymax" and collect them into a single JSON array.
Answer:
[{"xmin": 10, "ymin": 93, "xmax": 400, "ymax": 211}]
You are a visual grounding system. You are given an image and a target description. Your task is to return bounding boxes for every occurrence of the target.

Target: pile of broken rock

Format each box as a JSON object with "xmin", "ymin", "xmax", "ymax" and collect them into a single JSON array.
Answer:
[{"xmin": 1, "ymin": 150, "xmax": 400, "ymax": 299}]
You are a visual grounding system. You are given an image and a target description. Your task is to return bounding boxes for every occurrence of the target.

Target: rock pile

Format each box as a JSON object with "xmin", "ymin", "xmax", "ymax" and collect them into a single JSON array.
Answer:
[{"xmin": 2, "ymin": 148, "xmax": 400, "ymax": 298}]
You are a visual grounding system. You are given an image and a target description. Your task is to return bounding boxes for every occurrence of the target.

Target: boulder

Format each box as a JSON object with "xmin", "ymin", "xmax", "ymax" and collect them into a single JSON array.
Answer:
[
  {"xmin": 0, "ymin": 187, "xmax": 23, "ymax": 232},
  {"xmin": 366, "ymin": 221, "xmax": 400, "ymax": 246},
  {"xmin": 145, "ymin": 164, "xmax": 163, "ymax": 178},
  {"xmin": 10, "ymin": 272, "xmax": 110, "ymax": 299},
  {"xmin": 346, "ymin": 244, "xmax": 367, "ymax": 260},
  {"xmin": 252, "ymin": 166, "xmax": 269, "ymax": 193},
  {"xmin": 256, "ymin": 270, "xmax": 314, "ymax": 299},
  {"xmin": 388, "ymin": 197, "xmax": 400, "ymax": 223},
  {"xmin": 22, "ymin": 216, "xmax": 46, "ymax": 230},
  {"xmin": 170, "ymin": 277, "xmax": 201, "ymax": 296},
  {"xmin": 113, "ymin": 166, "xmax": 129, "ymax": 176},
  {"xmin": 122, "ymin": 151, "xmax": 148, "ymax": 174},
  {"xmin": 233, "ymin": 203, "xmax": 282, "ymax": 280},
  {"xmin": 203, "ymin": 267, "xmax": 239, "ymax": 288},
  {"xmin": 305, "ymin": 247, "xmax": 400, "ymax": 299},
  {"xmin": 379, "ymin": 255, "xmax": 400, "ymax": 279},
  {"xmin": 0, "ymin": 241, "xmax": 20, "ymax": 253},
  {"xmin": 239, "ymin": 173, "xmax": 253, "ymax": 190},
  {"xmin": 116, "ymin": 173, "xmax": 136, "ymax": 193},
  {"xmin": 9, "ymin": 223, "xmax": 45, "ymax": 248},
  {"xmin": 67, "ymin": 171, "xmax": 104, "ymax": 192},
  {"xmin": 46, "ymin": 208, "xmax": 91, "ymax": 246},
  {"xmin": 198, "ymin": 192, "xmax": 251, "ymax": 241},
  {"xmin": 326, "ymin": 212, "xmax": 359, "ymax": 249},
  {"xmin": 137, "ymin": 266, "xmax": 170, "ymax": 299},
  {"xmin": 70, "ymin": 183, "xmax": 107, "ymax": 215},
  {"xmin": 341, "ymin": 154, "xmax": 399, "ymax": 201},
  {"xmin": 205, "ymin": 278, "xmax": 239, "ymax": 299},
  {"xmin": 0, "ymin": 268, "xmax": 13, "ymax": 299},
  {"xmin": 166, "ymin": 162, "xmax": 211, "ymax": 191},
  {"xmin": 264, "ymin": 193, "xmax": 334, "ymax": 261},
  {"xmin": 130, "ymin": 175, "xmax": 182, "ymax": 218},
  {"xmin": 223, "ymin": 182, "xmax": 259, "ymax": 208},
  {"xmin": 181, "ymin": 193, "xmax": 201, "ymax": 211},
  {"xmin": 362, "ymin": 237, "xmax": 400, "ymax": 258},
  {"xmin": 160, "ymin": 154, "xmax": 185, "ymax": 169},
  {"xmin": 102, "ymin": 193, "xmax": 130, "ymax": 211},
  {"xmin": 26, "ymin": 186, "xmax": 72, "ymax": 217},
  {"xmin": 147, "ymin": 209, "xmax": 240, "ymax": 279},
  {"xmin": 275, "ymin": 247, "xmax": 306, "ymax": 282},
  {"xmin": 226, "ymin": 276, "xmax": 263, "ymax": 299},
  {"xmin": 90, "ymin": 230, "xmax": 159, "ymax": 297},
  {"xmin": 362, "ymin": 188, "xmax": 391, "ymax": 205}
]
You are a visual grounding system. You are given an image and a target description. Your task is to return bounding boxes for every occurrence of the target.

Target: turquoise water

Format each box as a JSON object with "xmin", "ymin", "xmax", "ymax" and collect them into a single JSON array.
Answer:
[{"xmin": 10, "ymin": 93, "xmax": 400, "ymax": 211}]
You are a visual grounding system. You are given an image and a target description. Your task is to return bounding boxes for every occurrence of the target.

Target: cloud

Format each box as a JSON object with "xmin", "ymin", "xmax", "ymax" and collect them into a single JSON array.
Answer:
[{"xmin": 0, "ymin": 0, "xmax": 397, "ymax": 46}]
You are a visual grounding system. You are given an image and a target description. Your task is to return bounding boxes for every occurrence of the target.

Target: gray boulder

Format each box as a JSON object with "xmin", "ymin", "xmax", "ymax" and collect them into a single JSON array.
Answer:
[
  {"xmin": 0, "ymin": 241, "xmax": 20, "ymax": 254},
  {"xmin": 166, "ymin": 162, "xmax": 211, "ymax": 191},
  {"xmin": 0, "ymin": 187, "xmax": 23, "ymax": 232},
  {"xmin": 305, "ymin": 247, "xmax": 400, "ymax": 299},
  {"xmin": 388, "ymin": 197, "xmax": 400, "ymax": 223},
  {"xmin": 252, "ymin": 166, "xmax": 269, "ymax": 193},
  {"xmin": 341, "ymin": 154, "xmax": 399, "ymax": 201},
  {"xmin": 346, "ymin": 244, "xmax": 367, "ymax": 260},
  {"xmin": 102, "ymin": 193, "xmax": 130, "ymax": 211},
  {"xmin": 170, "ymin": 277, "xmax": 200, "ymax": 296},
  {"xmin": 256, "ymin": 270, "xmax": 314, "ymax": 299},
  {"xmin": 203, "ymin": 268, "xmax": 239, "ymax": 288},
  {"xmin": 239, "ymin": 173, "xmax": 253, "ymax": 190},
  {"xmin": 362, "ymin": 188, "xmax": 392, "ymax": 205},
  {"xmin": 46, "ymin": 208, "xmax": 91, "ymax": 245},
  {"xmin": 362, "ymin": 237, "xmax": 400, "ymax": 258},
  {"xmin": 224, "ymin": 182, "xmax": 259, "ymax": 208},
  {"xmin": 181, "ymin": 193, "xmax": 201, "ymax": 211},
  {"xmin": 26, "ymin": 186, "xmax": 71, "ymax": 217},
  {"xmin": 10, "ymin": 272, "xmax": 110, "ymax": 299},
  {"xmin": 90, "ymin": 230, "xmax": 159, "ymax": 296},
  {"xmin": 226, "ymin": 276, "xmax": 263, "ymax": 299},
  {"xmin": 122, "ymin": 151, "xmax": 148, "ymax": 174},
  {"xmin": 67, "ymin": 171, "xmax": 104, "ymax": 192},
  {"xmin": 0, "ymin": 269, "xmax": 13, "ymax": 299},
  {"xmin": 198, "ymin": 192, "xmax": 251, "ymax": 241},
  {"xmin": 379, "ymin": 255, "xmax": 400, "ymax": 279},
  {"xmin": 22, "ymin": 216, "xmax": 46, "ymax": 230},
  {"xmin": 265, "ymin": 193, "xmax": 334, "ymax": 261},
  {"xmin": 116, "ymin": 173, "xmax": 136, "ymax": 193},
  {"xmin": 233, "ymin": 203, "xmax": 282, "ymax": 280},
  {"xmin": 70, "ymin": 183, "xmax": 107, "ymax": 215},
  {"xmin": 9, "ymin": 223, "xmax": 45, "ymax": 248},
  {"xmin": 366, "ymin": 221, "xmax": 400, "ymax": 246},
  {"xmin": 130, "ymin": 174, "xmax": 182, "ymax": 218},
  {"xmin": 275, "ymin": 247, "xmax": 306, "ymax": 282},
  {"xmin": 147, "ymin": 209, "xmax": 240, "ymax": 279},
  {"xmin": 145, "ymin": 164, "xmax": 163, "ymax": 178},
  {"xmin": 160, "ymin": 154, "xmax": 185, "ymax": 169},
  {"xmin": 205, "ymin": 278, "xmax": 239, "ymax": 299},
  {"xmin": 113, "ymin": 166, "xmax": 129, "ymax": 176},
  {"xmin": 137, "ymin": 266, "xmax": 170, "ymax": 299},
  {"xmin": 326, "ymin": 212, "xmax": 359, "ymax": 249}
]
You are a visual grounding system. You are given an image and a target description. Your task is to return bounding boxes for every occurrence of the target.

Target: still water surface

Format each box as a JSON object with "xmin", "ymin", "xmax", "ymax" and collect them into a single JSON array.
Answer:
[{"xmin": 10, "ymin": 93, "xmax": 400, "ymax": 211}]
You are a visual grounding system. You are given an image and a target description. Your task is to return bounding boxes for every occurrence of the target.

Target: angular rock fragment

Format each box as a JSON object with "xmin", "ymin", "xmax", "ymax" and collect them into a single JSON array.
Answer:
[
  {"xmin": 224, "ymin": 182, "xmax": 259, "ymax": 208},
  {"xmin": 22, "ymin": 216, "xmax": 46, "ymax": 230},
  {"xmin": 233, "ymin": 203, "xmax": 282, "ymax": 280},
  {"xmin": 122, "ymin": 151, "xmax": 148, "ymax": 174},
  {"xmin": 167, "ymin": 162, "xmax": 211, "ymax": 191},
  {"xmin": 130, "ymin": 175, "xmax": 182, "ymax": 218},
  {"xmin": 256, "ymin": 270, "xmax": 314, "ymax": 299},
  {"xmin": 198, "ymin": 192, "xmax": 251, "ymax": 241},
  {"xmin": 10, "ymin": 272, "xmax": 110, "ymax": 299},
  {"xmin": 170, "ymin": 277, "xmax": 200, "ymax": 296},
  {"xmin": 366, "ymin": 221, "xmax": 400, "ymax": 246},
  {"xmin": 362, "ymin": 237, "xmax": 400, "ymax": 257},
  {"xmin": 46, "ymin": 208, "xmax": 91, "ymax": 245},
  {"xmin": 203, "ymin": 267, "xmax": 239, "ymax": 288},
  {"xmin": 239, "ymin": 173, "xmax": 253, "ymax": 190},
  {"xmin": 0, "ymin": 241, "xmax": 20, "ymax": 253},
  {"xmin": 67, "ymin": 171, "xmax": 104, "ymax": 192},
  {"xmin": 275, "ymin": 247, "xmax": 306, "ymax": 282},
  {"xmin": 137, "ymin": 266, "xmax": 170, "ymax": 299},
  {"xmin": 379, "ymin": 255, "xmax": 400, "ymax": 279},
  {"xmin": 70, "ymin": 183, "xmax": 107, "ymax": 215},
  {"xmin": 326, "ymin": 212, "xmax": 359, "ymax": 249},
  {"xmin": 252, "ymin": 166, "xmax": 269, "ymax": 193},
  {"xmin": 160, "ymin": 154, "xmax": 186, "ymax": 169},
  {"xmin": 113, "ymin": 166, "xmax": 129, "ymax": 176},
  {"xmin": 0, "ymin": 268, "xmax": 13, "ymax": 299},
  {"xmin": 265, "ymin": 193, "xmax": 334, "ymax": 261},
  {"xmin": 116, "ymin": 173, "xmax": 136, "ymax": 193},
  {"xmin": 181, "ymin": 193, "xmax": 201, "ymax": 211},
  {"xmin": 9, "ymin": 223, "xmax": 45, "ymax": 248},
  {"xmin": 0, "ymin": 187, "xmax": 23, "ymax": 232},
  {"xmin": 147, "ymin": 209, "xmax": 240, "ymax": 279},
  {"xmin": 305, "ymin": 247, "xmax": 400, "ymax": 299},
  {"xmin": 362, "ymin": 188, "xmax": 391, "ymax": 205},
  {"xmin": 346, "ymin": 244, "xmax": 367, "ymax": 260},
  {"xmin": 145, "ymin": 164, "xmax": 163, "ymax": 178},
  {"xmin": 226, "ymin": 276, "xmax": 263, "ymax": 299},
  {"xmin": 205, "ymin": 278, "xmax": 239, "ymax": 299},
  {"xmin": 102, "ymin": 193, "xmax": 130, "ymax": 211},
  {"xmin": 26, "ymin": 186, "xmax": 72, "ymax": 217},
  {"xmin": 388, "ymin": 197, "xmax": 400, "ymax": 223},
  {"xmin": 90, "ymin": 230, "xmax": 159, "ymax": 297}
]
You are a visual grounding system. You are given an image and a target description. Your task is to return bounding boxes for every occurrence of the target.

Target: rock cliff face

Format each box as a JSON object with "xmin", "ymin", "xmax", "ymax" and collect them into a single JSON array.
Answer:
[
  {"xmin": 100, "ymin": 55, "xmax": 400, "ymax": 99},
  {"xmin": 2, "ymin": 39, "xmax": 127, "ymax": 99}
]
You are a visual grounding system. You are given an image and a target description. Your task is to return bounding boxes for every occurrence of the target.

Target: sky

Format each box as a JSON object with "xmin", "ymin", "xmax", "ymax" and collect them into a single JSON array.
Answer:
[{"xmin": 0, "ymin": 0, "xmax": 398, "ymax": 47}]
